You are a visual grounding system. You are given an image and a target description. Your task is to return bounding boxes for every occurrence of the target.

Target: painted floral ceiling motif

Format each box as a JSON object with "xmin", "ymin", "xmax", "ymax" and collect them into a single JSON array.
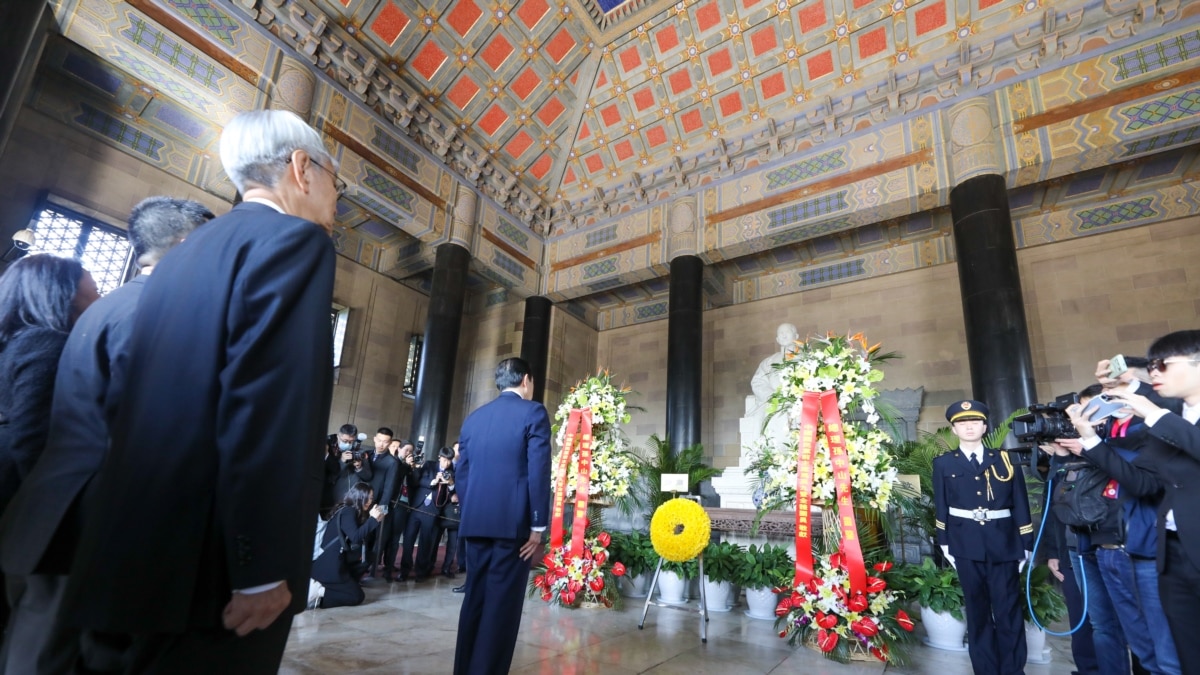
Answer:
[{"xmin": 305, "ymin": 0, "xmax": 1120, "ymax": 223}]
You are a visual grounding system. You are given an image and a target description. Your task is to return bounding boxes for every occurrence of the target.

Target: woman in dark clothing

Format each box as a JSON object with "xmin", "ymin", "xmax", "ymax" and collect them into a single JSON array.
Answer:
[
  {"xmin": 0, "ymin": 254, "xmax": 98, "ymax": 514},
  {"xmin": 312, "ymin": 482, "xmax": 383, "ymax": 608}
]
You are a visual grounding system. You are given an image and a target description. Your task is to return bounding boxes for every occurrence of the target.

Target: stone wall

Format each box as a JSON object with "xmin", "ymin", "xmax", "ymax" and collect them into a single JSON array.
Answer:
[
  {"xmin": 598, "ymin": 216, "xmax": 1200, "ymax": 469},
  {"xmin": 328, "ymin": 255, "xmax": 430, "ymax": 439}
]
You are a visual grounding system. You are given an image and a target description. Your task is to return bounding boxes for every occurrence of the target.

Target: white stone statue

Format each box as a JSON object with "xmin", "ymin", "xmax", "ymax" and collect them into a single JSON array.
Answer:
[{"xmin": 712, "ymin": 322, "xmax": 800, "ymax": 509}]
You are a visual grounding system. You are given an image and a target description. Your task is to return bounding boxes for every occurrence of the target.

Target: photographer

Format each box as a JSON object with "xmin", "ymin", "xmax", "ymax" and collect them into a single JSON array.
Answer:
[
  {"xmin": 380, "ymin": 439, "xmax": 416, "ymax": 582},
  {"xmin": 1042, "ymin": 384, "xmax": 1177, "ymax": 675},
  {"xmin": 311, "ymin": 483, "xmax": 385, "ymax": 609},
  {"xmin": 398, "ymin": 446, "xmax": 443, "ymax": 581},
  {"xmin": 331, "ymin": 433, "xmax": 372, "ymax": 504},
  {"xmin": 1060, "ymin": 332, "xmax": 1200, "ymax": 674},
  {"xmin": 432, "ymin": 448, "xmax": 460, "ymax": 578},
  {"xmin": 322, "ymin": 424, "xmax": 359, "ymax": 515}
]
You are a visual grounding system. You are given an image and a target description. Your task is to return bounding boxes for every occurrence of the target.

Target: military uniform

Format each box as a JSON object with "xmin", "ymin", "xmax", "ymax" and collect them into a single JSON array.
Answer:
[{"xmin": 933, "ymin": 400, "xmax": 1034, "ymax": 675}]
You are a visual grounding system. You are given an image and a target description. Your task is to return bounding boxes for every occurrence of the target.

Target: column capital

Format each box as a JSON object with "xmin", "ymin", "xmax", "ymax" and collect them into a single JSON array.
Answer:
[
  {"xmin": 943, "ymin": 96, "xmax": 1006, "ymax": 186},
  {"xmin": 666, "ymin": 194, "xmax": 700, "ymax": 260},
  {"xmin": 447, "ymin": 184, "xmax": 478, "ymax": 250},
  {"xmin": 268, "ymin": 55, "xmax": 316, "ymax": 120}
]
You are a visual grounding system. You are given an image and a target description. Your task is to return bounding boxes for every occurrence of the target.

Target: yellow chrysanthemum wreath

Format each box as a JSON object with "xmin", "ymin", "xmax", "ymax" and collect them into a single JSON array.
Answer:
[{"xmin": 650, "ymin": 498, "xmax": 711, "ymax": 563}]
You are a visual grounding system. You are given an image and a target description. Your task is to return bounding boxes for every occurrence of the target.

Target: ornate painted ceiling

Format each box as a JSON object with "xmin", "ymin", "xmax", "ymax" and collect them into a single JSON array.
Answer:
[{"xmin": 33, "ymin": 0, "xmax": 1200, "ymax": 329}]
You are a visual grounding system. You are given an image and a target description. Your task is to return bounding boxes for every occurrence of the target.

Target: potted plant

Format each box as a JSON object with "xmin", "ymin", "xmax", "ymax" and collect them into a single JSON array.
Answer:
[
  {"xmin": 655, "ymin": 556, "xmax": 698, "ymax": 605},
  {"xmin": 621, "ymin": 434, "xmax": 722, "ymax": 517},
  {"xmin": 734, "ymin": 543, "xmax": 794, "ymax": 619},
  {"xmin": 1023, "ymin": 564, "xmax": 1067, "ymax": 663},
  {"xmin": 608, "ymin": 530, "xmax": 655, "ymax": 597},
  {"xmin": 700, "ymin": 540, "xmax": 743, "ymax": 611},
  {"xmin": 890, "ymin": 558, "xmax": 966, "ymax": 651}
]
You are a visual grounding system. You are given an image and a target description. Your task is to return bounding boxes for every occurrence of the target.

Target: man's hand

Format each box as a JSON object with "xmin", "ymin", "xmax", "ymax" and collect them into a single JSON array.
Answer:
[
  {"xmin": 1038, "ymin": 442, "xmax": 1070, "ymax": 457},
  {"xmin": 223, "ymin": 583, "xmax": 291, "ymax": 637},
  {"xmin": 1065, "ymin": 404, "xmax": 1101, "ymax": 441},
  {"xmin": 1054, "ymin": 437, "xmax": 1086, "ymax": 456},
  {"xmin": 519, "ymin": 531, "xmax": 543, "ymax": 561},
  {"xmin": 1095, "ymin": 359, "xmax": 1121, "ymax": 389},
  {"xmin": 341, "ymin": 450, "xmax": 353, "ymax": 462},
  {"xmin": 1101, "ymin": 387, "xmax": 1161, "ymax": 420},
  {"xmin": 1047, "ymin": 558, "xmax": 1064, "ymax": 582}
]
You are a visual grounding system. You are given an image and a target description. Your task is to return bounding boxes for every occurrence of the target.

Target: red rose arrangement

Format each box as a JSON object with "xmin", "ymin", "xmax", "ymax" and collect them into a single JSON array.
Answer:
[
  {"xmin": 775, "ymin": 554, "xmax": 916, "ymax": 664},
  {"xmin": 530, "ymin": 531, "xmax": 625, "ymax": 609}
]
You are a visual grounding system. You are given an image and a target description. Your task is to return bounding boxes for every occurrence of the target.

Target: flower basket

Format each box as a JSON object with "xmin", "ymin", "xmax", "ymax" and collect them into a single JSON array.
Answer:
[
  {"xmin": 748, "ymin": 333, "xmax": 900, "ymax": 513},
  {"xmin": 529, "ymin": 530, "xmax": 624, "ymax": 610},
  {"xmin": 551, "ymin": 371, "xmax": 640, "ymax": 501},
  {"xmin": 775, "ymin": 556, "xmax": 916, "ymax": 665}
]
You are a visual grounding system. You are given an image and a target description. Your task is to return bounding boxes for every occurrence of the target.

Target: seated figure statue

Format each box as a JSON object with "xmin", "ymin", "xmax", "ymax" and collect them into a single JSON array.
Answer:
[
  {"xmin": 745, "ymin": 323, "xmax": 799, "ymax": 449},
  {"xmin": 714, "ymin": 323, "xmax": 800, "ymax": 509}
]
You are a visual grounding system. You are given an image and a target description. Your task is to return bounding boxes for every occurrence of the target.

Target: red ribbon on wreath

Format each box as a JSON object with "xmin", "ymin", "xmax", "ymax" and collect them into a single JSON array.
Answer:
[
  {"xmin": 793, "ymin": 390, "xmax": 866, "ymax": 597},
  {"xmin": 550, "ymin": 408, "xmax": 594, "ymax": 559}
]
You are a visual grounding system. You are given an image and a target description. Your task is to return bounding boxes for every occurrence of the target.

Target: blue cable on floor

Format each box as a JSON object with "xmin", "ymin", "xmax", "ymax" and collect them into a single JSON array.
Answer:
[{"xmin": 1026, "ymin": 476, "xmax": 1089, "ymax": 636}]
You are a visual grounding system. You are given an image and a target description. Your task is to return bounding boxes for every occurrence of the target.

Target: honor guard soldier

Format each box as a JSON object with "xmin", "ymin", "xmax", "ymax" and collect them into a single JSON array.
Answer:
[{"xmin": 933, "ymin": 400, "xmax": 1034, "ymax": 675}]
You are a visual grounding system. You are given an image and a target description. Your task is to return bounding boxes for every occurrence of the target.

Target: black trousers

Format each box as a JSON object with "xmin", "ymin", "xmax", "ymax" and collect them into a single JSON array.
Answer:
[
  {"xmin": 383, "ymin": 505, "xmax": 411, "ymax": 574},
  {"xmin": 400, "ymin": 506, "xmax": 438, "ymax": 578},
  {"xmin": 319, "ymin": 581, "xmax": 365, "ymax": 609},
  {"xmin": 124, "ymin": 614, "xmax": 293, "ymax": 675},
  {"xmin": 370, "ymin": 506, "xmax": 394, "ymax": 572},
  {"xmin": 1160, "ymin": 535, "xmax": 1200, "ymax": 675},
  {"xmin": 957, "ymin": 558, "xmax": 1026, "ymax": 675},
  {"xmin": 440, "ymin": 527, "xmax": 460, "ymax": 574},
  {"xmin": 454, "ymin": 537, "xmax": 530, "ymax": 675},
  {"xmin": 3, "ymin": 573, "xmax": 80, "ymax": 674}
]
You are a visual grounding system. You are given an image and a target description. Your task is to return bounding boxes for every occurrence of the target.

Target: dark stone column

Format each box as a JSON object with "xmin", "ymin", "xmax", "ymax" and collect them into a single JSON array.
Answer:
[
  {"xmin": 519, "ymin": 295, "xmax": 552, "ymax": 404},
  {"xmin": 666, "ymin": 254, "xmax": 703, "ymax": 453},
  {"xmin": 950, "ymin": 173, "xmax": 1037, "ymax": 427},
  {"xmin": 0, "ymin": 2, "xmax": 50, "ymax": 158},
  {"xmin": 410, "ymin": 243, "xmax": 470, "ymax": 456}
]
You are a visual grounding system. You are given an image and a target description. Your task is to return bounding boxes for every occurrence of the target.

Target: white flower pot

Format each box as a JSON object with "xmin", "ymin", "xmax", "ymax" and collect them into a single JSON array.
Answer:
[
  {"xmin": 1025, "ymin": 621, "xmax": 1051, "ymax": 664},
  {"xmin": 744, "ymin": 586, "xmax": 778, "ymax": 620},
  {"xmin": 701, "ymin": 577, "xmax": 733, "ymax": 612},
  {"xmin": 657, "ymin": 570, "xmax": 688, "ymax": 605},
  {"xmin": 620, "ymin": 573, "xmax": 649, "ymax": 598},
  {"xmin": 920, "ymin": 606, "xmax": 968, "ymax": 651}
]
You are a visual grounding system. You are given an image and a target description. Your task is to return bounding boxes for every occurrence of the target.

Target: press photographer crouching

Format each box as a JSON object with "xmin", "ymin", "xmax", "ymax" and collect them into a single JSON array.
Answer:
[
  {"xmin": 311, "ymin": 482, "xmax": 385, "ymax": 609},
  {"xmin": 1037, "ymin": 380, "xmax": 1180, "ymax": 675},
  {"xmin": 1055, "ymin": 333, "xmax": 1200, "ymax": 674}
]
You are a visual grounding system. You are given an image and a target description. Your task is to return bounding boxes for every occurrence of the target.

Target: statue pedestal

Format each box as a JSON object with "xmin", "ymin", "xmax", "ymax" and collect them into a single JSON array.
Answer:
[{"xmin": 712, "ymin": 396, "xmax": 783, "ymax": 509}]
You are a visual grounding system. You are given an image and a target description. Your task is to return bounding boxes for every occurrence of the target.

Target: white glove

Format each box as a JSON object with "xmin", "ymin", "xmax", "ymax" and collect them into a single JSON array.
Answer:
[
  {"xmin": 1019, "ymin": 550, "xmax": 1032, "ymax": 573},
  {"xmin": 940, "ymin": 545, "xmax": 956, "ymax": 569}
]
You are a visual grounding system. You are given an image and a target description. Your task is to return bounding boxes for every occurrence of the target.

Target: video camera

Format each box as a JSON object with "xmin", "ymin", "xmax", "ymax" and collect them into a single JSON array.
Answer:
[{"xmin": 1013, "ymin": 393, "xmax": 1080, "ymax": 445}]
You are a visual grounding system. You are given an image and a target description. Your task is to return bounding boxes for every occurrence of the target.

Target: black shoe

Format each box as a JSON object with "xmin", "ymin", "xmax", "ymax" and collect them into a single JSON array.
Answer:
[
  {"xmin": 442, "ymin": 570, "xmax": 455, "ymax": 579},
  {"xmin": 397, "ymin": 574, "xmax": 409, "ymax": 582},
  {"xmin": 452, "ymin": 584, "xmax": 466, "ymax": 593},
  {"xmin": 384, "ymin": 572, "xmax": 395, "ymax": 583}
]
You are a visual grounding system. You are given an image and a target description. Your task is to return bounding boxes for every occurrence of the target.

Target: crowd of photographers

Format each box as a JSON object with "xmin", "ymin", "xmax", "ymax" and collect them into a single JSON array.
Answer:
[
  {"xmin": 1022, "ymin": 333, "xmax": 1200, "ymax": 675},
  {"xmin": 308, "ymin": 424, "xmax": 465, "ymax": 609}
]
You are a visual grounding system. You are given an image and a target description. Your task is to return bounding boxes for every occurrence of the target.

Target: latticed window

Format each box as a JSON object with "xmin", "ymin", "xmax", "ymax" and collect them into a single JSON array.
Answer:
[{"xmin": 27, "ymin": 202, "xmax": 132, "ymax": 295}]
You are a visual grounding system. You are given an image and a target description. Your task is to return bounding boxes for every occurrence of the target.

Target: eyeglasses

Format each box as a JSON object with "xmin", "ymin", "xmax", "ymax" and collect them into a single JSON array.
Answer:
[
  {"xmin": 1148, "ymin": 357, "xmax": 1200, "ymax": 373},
  {"xmin": 285, "ymin": 155, "xmax": 346, "ymax": 197}
]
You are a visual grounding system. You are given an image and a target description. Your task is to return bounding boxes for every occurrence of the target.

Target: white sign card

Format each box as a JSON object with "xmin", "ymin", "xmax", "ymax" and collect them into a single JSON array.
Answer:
[{"xmin": 660, "ymin": 473, "xmax": 689, "ymax": 493}]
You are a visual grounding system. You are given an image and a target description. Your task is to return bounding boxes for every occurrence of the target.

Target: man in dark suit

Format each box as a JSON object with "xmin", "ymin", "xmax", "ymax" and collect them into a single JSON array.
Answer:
[
  {"xmin": 62, "ymin": 109, "xmax": 341, "ymax": 673},
  {"xmin": 366, "ymin": 427, "xmax": 398, "ymax": 579},
  {"xmin": 1066, "ymin": 331, "xmax": 1200, "ymax": 673},
  {"xmin": 0, "ymin": 197, "xmax": 213, "ymax": 672},
  {"xmin": 454, "ymin": 358, "xmax": 551, "ymax": 675},
  {"xmin": 933, "ymin": 400, "xmax": 1034, "ymax": 675}
]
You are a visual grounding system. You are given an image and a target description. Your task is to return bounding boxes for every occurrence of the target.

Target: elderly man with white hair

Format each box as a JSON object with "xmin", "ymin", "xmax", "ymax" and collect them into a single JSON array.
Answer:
[{"xmin": 62, "ymin": 109, "xmax": 340, "ymax": 673}]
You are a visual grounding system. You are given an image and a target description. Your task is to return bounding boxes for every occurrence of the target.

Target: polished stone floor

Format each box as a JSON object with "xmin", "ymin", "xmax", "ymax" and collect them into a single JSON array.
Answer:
[{"xmin": 282, "ymin": 575, "xmax": 1081, "ymax": 674}]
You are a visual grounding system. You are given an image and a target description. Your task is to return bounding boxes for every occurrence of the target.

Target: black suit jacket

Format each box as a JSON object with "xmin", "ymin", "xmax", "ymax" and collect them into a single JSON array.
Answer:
[
  {"xmin": 0, "ymin": 327, "xmax": 70, "ymax": 515},
  {"xmin": 0, "ymin": 277, "xmax": 145, "ymax": 576},
  {"xmin": 369, "ymin": 451, "xmax": 399, "ymax": 508},
  {"xmin": 456, "ymin": 391, "xmax": 551, "ymax": 540},
  {"xmin": 64, "ymin": 202, "xmax": 335, "ymax": 633}
]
